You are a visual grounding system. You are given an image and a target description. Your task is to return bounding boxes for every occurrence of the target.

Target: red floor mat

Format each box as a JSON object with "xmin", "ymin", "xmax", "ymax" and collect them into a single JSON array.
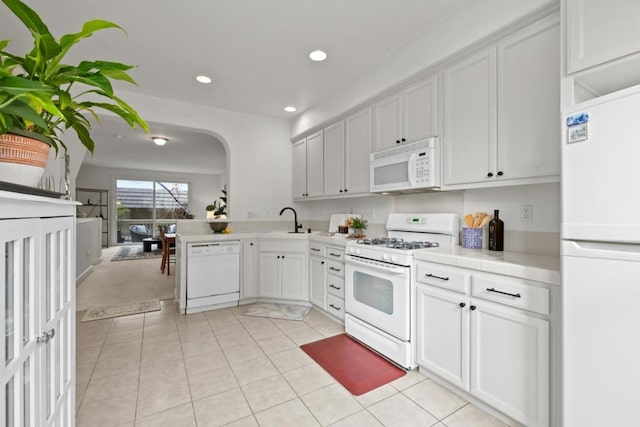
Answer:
[{"xmin": 301, "ymin": 334, "xmax": 406, "ymax": 396}]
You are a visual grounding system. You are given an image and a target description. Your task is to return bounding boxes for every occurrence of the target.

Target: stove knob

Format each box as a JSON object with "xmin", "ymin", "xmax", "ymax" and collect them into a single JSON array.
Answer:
[
  {"xmin": 391, "ymin": 254, "xmax": 398, "ymax": 262},
  {"xmin": 382, "ymin": 253, "xmax": 390, "ymax": 261},
  {"xmin": 355, "ymin": 248, "xmax": 361, "ymax": 255},
  {"xmin": 349, "ymin": 247, "xmax": 355, "ymax": 254}
]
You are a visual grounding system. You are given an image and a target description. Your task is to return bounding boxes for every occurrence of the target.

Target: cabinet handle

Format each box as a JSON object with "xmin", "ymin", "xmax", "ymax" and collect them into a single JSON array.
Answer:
[
  {"xmin": 329, "ymin": 267, "xmax": 341, "ymax": 272},
  {"xmin": 329, "ymin": 303, "xmax": 342, "ymax": 311},
  {"xmin": 459, "ymin": 302, "xmax": 466, "ymax": 308},
  {"xmin": 497, "ymin": 171, "xmax": 504, "ymax": 176},
  {"xmin": 425, "ymin": 273, "xmax": 449, "ymax": 281},
  {"xmin": 329, "ymin": 284, "xmax": 341, "ymax": 290},
  {"xmin": 344, "ymin": 189, "xmax": 348, "ymax": 192},
  {"xmin": 282, "ymin": 255, "xmax": 285, "ymax": 259},
  {"xmin": 470, "ymin": 305, "xmax": 477, "ymax": 311},
  {"xmin": 486, "ymin": 287, "xmax": 521, "ymax": 298},
  {"xmin": 401, "ymin": 138, "xmax": 406, "ymax": 142},
  {"xmin": 277, "ymin": 256, "xmax": 280, "ymax": 259},
  {"xmin": 311, "ymin": 248, "xmax": 321, "ymax": 252},
  {"xmin": 321, "ymin": 261, "xmax": 325, "ymax": 265},
  {"xmin": 487, "ymin": 172, "xmax": 494, "ymax": 178},
  {"xmin": 329, "ymin": 252, "xmax": 341, "ymax": 257},
  {"xmin": 339, "ymin": 189, "xmax": 343, "ymax": 193},
  {"xmin": 396, "ymin": 140, "xmax": 401, "ymax": 144},
  {"xmin": 250, "ymin": 243, "xmax": 254, "ymax": 246}
]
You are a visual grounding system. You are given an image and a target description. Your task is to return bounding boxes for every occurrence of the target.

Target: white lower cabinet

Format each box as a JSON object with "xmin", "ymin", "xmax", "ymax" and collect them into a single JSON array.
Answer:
[
  {"xmin": 308, "ymin": 240, "xmax": 345, "ymax": 320},
  {"xmin": 1, "ymin": 193, "xmax": 76, "ymax": 427},
  {"xmin": 241, "ymin": 239, "xmax": 258, "ymax": 300},
  {"xmin": 416, "ymin": 260, "xmax": 551, "ymax": 427},
  {"xmin": 258, "ymin": 239, "xmax": 308, "ymax": 301}
]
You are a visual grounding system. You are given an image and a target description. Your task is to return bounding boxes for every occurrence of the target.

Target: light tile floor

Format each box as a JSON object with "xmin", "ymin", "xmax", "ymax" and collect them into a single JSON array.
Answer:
[{"xmin": 76, "ymin": 301, "xmax": 509, "ymax": 427}]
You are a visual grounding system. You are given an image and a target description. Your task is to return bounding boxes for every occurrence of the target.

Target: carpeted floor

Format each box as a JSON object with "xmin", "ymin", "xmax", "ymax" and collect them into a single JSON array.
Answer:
[
  {"xmin": 111, "ymin": 244, "xmax": 163, "ymax": 261},
  {"xmin": 76, "ymin": 246, "xmax": 175, "ymax": 311}
]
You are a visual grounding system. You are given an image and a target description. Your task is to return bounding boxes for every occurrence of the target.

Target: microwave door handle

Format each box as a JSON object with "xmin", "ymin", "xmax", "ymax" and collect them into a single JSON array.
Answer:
[{"xmin": 408, "ymin": 153, "xmax": 417, "ymax": 187}]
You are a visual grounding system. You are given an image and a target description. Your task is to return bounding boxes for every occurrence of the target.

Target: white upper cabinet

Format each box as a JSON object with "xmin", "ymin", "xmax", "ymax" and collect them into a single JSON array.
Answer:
[
  {"xmin": 497, "ymin": 16, "xmax": 561, "ymax": 180},
  {"xmin": 345, "ymin": 108, "xmax": 372, "ymax": 195},
  {"xmin": 292, "ymin": 139, "xmax": 307, "ymax": 199},
  {"xmin": 567, "ymin": 0, "xmax": 640, "ymax": 74},
  {"xmin": 373, "ymin": 76, "xmax": 438, "ymax": 152},
  {"xmin": 323, "ymin": 121, "xmax": 346, "ymax": 196},
  {"xmin": 443, "ymin": 14, "xmax": 560, "ymax": 188},
  {"xmin": 443, "ymin": 48, "xmax": 497, "ymax": 186}
]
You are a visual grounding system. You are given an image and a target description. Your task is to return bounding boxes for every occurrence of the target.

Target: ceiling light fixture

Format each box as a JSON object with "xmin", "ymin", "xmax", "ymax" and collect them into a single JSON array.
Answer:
[
  {"xmin": 284, "ymin": 106, "xmax": 297, "ymax": 112},
  {"xmin": 309, "ymin": 50, "xmax": 327, "ymax": 62},
  {"xmin": 151, "ymin": 136, "xmax": 169, "ymax": 146},
  {"xmin": 195, "ymin": 75, "xmax": 212, "ymax": 84}
]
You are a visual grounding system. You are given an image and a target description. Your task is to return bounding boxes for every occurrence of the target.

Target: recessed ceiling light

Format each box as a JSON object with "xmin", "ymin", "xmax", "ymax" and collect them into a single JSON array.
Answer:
[
  {"xmin": 284, "ymin": 106, "xmax": 297, "ymax": 112},
  {"xmin": 309, "ymin": 50, "xmax": 327, "ymax": 62},
  {"xmin": 195, "ymin": 75, "xmax": 212, "ymax": 84},
  {"xmin": 151, "ymin": 136, "xmax": 169, "ymax": 146}
]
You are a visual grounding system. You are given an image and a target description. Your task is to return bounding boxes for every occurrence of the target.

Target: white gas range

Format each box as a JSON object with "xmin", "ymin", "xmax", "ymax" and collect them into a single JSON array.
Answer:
[{"xmin": 344, "ymin": 213, "xmax": 459, "ymax": 369}]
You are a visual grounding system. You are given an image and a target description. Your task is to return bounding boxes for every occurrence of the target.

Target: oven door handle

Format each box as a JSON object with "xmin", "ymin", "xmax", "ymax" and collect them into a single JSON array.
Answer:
[{"xmin": 346, "ymin": 256, "xmax": 407, "ymax": 275}]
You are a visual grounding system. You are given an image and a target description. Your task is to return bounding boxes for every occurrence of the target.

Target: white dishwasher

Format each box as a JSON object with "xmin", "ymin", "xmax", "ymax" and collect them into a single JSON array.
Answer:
[{"xmin": 186, "ymin": 241, "xmax": 240, "ymax": 313}]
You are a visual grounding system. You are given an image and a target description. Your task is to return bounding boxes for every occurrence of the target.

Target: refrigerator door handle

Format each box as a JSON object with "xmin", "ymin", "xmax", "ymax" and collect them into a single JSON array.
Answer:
[{"xmin": 562, "ymin": 240, "xmax": 640, "ymax": 261}]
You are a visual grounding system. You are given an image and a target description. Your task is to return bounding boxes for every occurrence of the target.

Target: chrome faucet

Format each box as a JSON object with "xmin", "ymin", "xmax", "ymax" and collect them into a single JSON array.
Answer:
[{"xmin": 279, "ymin": 207, "xmax": 303, "ymax": 233}]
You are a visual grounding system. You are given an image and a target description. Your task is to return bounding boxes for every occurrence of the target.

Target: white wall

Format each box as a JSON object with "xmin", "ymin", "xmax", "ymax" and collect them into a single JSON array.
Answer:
[{"xmin": 290, "ymin": 0, "xmax": 557, "ymax": 138}]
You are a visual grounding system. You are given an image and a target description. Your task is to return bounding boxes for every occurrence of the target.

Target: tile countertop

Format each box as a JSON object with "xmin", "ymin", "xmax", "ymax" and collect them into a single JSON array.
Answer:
[
  {"xmin": 176, "ymin": 230, "xmax": 348, "ymax": 247},
  {"xmin": 414, "ymin": 246, "xmax": 561, "ymax": 286}
]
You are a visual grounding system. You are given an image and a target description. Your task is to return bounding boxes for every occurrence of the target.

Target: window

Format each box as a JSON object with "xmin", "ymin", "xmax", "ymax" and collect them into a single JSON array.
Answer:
[{"xmin": 116, "ymin": 180, "xmax": 190, "ymax": 243}]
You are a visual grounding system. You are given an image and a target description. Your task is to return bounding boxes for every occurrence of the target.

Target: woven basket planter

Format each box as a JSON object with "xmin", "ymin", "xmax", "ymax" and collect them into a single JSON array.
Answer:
[{"xmin": 0, "ymin": 133, "xmax": 51, "ymax": 187}]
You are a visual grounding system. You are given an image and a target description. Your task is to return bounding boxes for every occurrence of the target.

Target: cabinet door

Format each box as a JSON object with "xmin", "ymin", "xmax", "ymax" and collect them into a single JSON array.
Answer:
[
  {"xmin": 241, "ymin": 240, "xmax": 258, "ymax": 299},
  {"xmin": 323, "ymin": 121, "xmax": 346, "ymax": 196},
  {"xmin": 470, "ymin": 301, "xmax": 549, "ymax": 427},
  {"xmin": 416, "ymin": 285, "xmax": 469, "ymax": 390},
  {"xmin": 40, "ymin": 217, "xmax": 74, "ymax": 427},
  {"xmin": 281, "ymin": 253, "xmax": 307, "ymax": 301},
  {"xmin": 403, "ymin": 76, "xmax": 438, "ymax": 143},
  {"xmin": 292, "ymin": 139, "xmax": 307, "ymax": 199},
  {"xmin": 345, "ymin": 108, "xmax": 372, "ymax": 195},
  {"xmin": 373, "ymin": 91, "xmax": 403, "ymax": 152},
  {"xmin": 497, "ymin": 16, "xmax": 560, "ymax": 180},
  {"xmin": 443, "ymin": 48, "xmax": 497, "ymax": 185},
  {"xmin": 258, "ymin": 253, "xmax": 281, "ymax": 299},
  {"xmin": 567, "ymin": 0, "xmax": 640, "ymax": 73},
  {"xmin": 306, "ymin": 131, "xmax": 324, "ymax": 197},
  {"xmin": 1, "ymin": 219, "xmax": 39, "ymax": 427},
  {"xmin": 309, "ymin": 256, "xmax": 326, "ymax": 308}
]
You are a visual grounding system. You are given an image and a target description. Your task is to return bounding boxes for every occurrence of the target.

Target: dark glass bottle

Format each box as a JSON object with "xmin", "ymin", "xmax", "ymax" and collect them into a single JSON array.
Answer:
[{"xmin": 488, "ymin": 209, "xmax": 504, "ymax": 251}]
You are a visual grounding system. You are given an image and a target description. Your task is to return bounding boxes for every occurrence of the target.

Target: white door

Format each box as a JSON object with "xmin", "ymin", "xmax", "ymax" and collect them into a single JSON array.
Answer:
[
  {"xmin": 1, "ymin": 219, "xmax": 39, "ymax": 427},
  {"xmin": 497, "ymin": 16, "xmax": 560, "ymax": 180},
  {"xmin": 323, "ymin": 121, "xmax": 346, "ymax": 196},
  {"xmin": 306, "ymin": 131, "xmax": 324, "ymax": 197},
  {"xmin": 40, "ymin": 217, "xmax": 74, "ymax": 427},
  {"xmin": 292, "ymin": 139, "xmax": 307, "ymax": 199},
  {"xmin": 309, "ymin": 256, "xmax": 326, "ymax": 308},
  {"xmin": 562, "ymin": 240, "xmax": 640, "ymax": 426},
  {"xmin": 373, "ymin": 91, "xmax": 403, "ymax": 152},
  {"xmin": 403, "ymin": 76, "xmax": 438, "ymax": 143},
  {"xmin": 470, "ymin": 299, "xmax": 549, "ymax": 427},
  {"xmin": 567, "ymin": 0, "xmax": 640, "ymax": 73},
  {"xmin": 443, "ymin": 47, "xmax": 497, "ymax": 185},
  {"xmin": 416, "ymin": 285, "xmax": 469, "ymax": 391},
  {"xmin": 258, "ymin": 253, "xmax": 280, "ymax": 299},
  {"xmin": 345, "ymin": 108, "xmax": 372, "ymax": 195},
  {"xmin": 281, "ymin": 254, "xmax": 307, "ymax": 301}
]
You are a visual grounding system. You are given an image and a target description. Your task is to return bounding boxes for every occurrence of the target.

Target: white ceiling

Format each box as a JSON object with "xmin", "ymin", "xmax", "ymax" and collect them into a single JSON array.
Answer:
[{"xmin": 2, "ymin": 0, "xmax": 471, "ymax": 172}]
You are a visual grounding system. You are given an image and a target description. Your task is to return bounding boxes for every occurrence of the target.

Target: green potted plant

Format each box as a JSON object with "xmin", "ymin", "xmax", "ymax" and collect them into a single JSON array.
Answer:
[
  {"xmin": 0, "ymin": 0, "xmax": 148, "ymax": 187},
  {"xmin": 347, "ymin": 216, "xmax": 368, "ymax": 238},
  {"xmin": 206, "ymin": 188, "xmax": 229, "ymax": 233}
]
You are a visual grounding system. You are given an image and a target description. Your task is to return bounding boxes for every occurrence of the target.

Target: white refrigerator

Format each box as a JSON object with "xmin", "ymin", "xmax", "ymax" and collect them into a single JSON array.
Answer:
[{"xmin": 562, "ymin": 84, "xmax": 640, "ymax": 425}]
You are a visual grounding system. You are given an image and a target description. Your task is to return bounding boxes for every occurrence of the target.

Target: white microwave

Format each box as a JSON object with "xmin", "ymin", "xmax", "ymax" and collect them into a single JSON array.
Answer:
[{"xmin": 370, "ymin": 137, "xmax": 440, "ymax": 193}]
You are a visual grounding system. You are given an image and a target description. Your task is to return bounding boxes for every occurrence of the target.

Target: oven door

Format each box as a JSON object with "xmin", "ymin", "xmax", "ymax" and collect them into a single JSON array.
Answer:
[{"xmin": 344, "ymin": 254, "xmax": 411, "ymax": 341}]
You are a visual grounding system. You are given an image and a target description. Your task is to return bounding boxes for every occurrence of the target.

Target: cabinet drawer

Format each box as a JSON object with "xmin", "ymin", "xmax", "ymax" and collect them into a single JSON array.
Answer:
[
  {"xmin": 325, "ymin": 247, "xmax": 345, "ymax": 262},
  {"xmin": 327, "ymin": 294, "xmax": 345, "ymax": 320},
  {"xmin": 260, "ymin": 240, "xmax": 307, "ymax": 253},
  {"xmin": 327, "ymin": 260, "xmax": 344, "ymax": 277},
  {"xmin": 327, "ymin": 275, "xmax": 345, "ymax": 299},
  {"xmin": 472, "ymin": 273, "xmax": 549, "ymax": 315},
  {"xmin": 416, "ymin": 261, "xmax": 470, "ymax": 294},
  {"xmin": 309, "ymin": 242, "xmax": 325, "ymax": 255}
]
